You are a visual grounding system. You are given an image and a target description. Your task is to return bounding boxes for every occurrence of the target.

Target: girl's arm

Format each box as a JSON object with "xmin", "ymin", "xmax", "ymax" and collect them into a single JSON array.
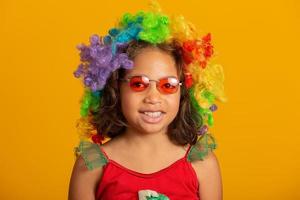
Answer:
[
  {"xmin": 68, "ymin": 156, "xmax": 103, "ymax": 200},
  {"xmin": 192, "ymin": 151, "xmax": 223, "ymax": 200}
]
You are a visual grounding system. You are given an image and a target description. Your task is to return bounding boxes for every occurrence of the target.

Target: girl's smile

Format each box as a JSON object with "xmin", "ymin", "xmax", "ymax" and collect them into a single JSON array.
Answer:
[{"xmin": 139, "ymin": 111, "xmax": 165, "ymax": 124}]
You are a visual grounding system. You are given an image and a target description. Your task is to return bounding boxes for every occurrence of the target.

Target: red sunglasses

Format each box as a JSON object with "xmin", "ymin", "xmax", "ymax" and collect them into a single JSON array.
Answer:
[{"xmin": 119, "ymin": 75, "xmax": 183, "ymax": 94}]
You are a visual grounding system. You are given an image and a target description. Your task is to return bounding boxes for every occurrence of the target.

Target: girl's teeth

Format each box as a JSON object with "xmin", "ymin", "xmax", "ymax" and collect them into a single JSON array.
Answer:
[{"xmin": 143, "ymin": 112, "xmax": 162, "ymax": 117}]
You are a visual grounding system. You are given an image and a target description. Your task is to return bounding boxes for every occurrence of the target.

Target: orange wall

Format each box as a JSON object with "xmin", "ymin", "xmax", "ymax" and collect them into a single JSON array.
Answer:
[{"xmin": 1, "ymin": 0, "xmax": 299, "ymax": 199}]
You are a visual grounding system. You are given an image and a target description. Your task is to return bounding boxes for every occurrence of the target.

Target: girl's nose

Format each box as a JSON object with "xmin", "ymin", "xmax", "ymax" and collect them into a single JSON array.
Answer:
[{"xmin": 143, "ymin": 81, "xmax": 162, "ymax": 104}]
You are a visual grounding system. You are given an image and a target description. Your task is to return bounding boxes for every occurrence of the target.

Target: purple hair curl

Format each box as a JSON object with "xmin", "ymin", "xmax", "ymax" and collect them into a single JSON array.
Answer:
[{"xmin": 73, "ymin": 34, "xmax": 134, "ymax": 92}]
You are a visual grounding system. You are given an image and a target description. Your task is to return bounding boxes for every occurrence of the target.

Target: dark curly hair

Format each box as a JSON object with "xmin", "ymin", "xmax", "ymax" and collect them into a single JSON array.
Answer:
[{"xmin": 91, "ymin": 40, "xmax": 203, "ymax": 146}]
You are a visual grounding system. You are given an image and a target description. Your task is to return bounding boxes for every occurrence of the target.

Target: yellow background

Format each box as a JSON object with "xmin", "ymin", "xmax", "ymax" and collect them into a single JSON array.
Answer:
[{"xmin": 1, "ymin": 0, "xmax": 299, "ymax": 199}]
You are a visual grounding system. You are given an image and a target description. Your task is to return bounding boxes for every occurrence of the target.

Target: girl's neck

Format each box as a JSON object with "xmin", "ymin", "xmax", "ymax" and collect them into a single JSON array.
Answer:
[{"xmin": 119, "ymin": 128, "xmax": 177, "ymax": 151}]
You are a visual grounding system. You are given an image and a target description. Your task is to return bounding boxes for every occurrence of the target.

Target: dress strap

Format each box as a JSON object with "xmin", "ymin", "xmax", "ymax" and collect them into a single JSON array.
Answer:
[
  {"xmin": 184, "ymin": 143, "xmax": 192, "ymax": 158},
  {"xmin": 187, "ymin": 133, "xmax": 217, "ymax": 162},
  {"xmin": 74, "ymin": 140, "xmax": 109, "ymax": 171}
]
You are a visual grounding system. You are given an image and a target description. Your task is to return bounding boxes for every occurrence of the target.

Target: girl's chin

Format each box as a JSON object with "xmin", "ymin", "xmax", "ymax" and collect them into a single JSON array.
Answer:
[{"xmin": 138, "ymin": 125, "xmax": 167, "ymax": 135}]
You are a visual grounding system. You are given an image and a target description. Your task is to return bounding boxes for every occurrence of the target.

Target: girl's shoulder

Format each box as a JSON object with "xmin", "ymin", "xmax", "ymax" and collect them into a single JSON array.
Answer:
[
  {"xmin": 73, "ymin": 136, "xmax": 127, "ymax": 171},
  {"xmin": 69, "ymin": 142, "xmax": 107, "ymax": 198},
  {"xmin": 187, "ymin": 133, "xmax": 218, "ymax": 163},
  {"xmin": 74, "ymin": 140, "xmax": 109, "ymax": 171}
]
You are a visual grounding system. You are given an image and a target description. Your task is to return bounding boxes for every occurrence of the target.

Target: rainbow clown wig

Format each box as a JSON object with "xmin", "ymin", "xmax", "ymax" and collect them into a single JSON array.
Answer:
[{"xmin": 73, "ymin": 2, "xmax": 227, "ymax": 151}]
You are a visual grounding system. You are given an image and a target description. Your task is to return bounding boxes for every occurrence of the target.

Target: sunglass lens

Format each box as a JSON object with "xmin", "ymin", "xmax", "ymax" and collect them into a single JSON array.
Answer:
[
  {"xmin": 158, "ymin": 77, "xmax": 179, "ymax": 94},
  {"xmin": 129, "ymin": 76, "xmax": 149, "ymax": 91}
]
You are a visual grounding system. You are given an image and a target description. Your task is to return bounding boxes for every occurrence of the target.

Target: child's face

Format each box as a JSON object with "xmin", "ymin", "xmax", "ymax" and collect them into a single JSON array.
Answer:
[{"xmin": 120, "ymin": 47, "xmax": 181, "ymax": 135}]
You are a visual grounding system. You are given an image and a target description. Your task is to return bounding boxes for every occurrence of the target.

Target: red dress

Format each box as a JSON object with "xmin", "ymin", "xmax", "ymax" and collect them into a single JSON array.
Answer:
[
  {"xmin": 74, "ymin": 134, "xmax": 217, "ymax": 200},
  {"xmin": 96, "ymin": 144, "xmax": 199, "ymax": 200}
]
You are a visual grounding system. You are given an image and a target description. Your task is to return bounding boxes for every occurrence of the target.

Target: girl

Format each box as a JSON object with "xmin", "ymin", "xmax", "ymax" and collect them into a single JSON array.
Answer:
[{"xmin": 69, "ymin": 4, "xmax": 226, "ymax": 200}]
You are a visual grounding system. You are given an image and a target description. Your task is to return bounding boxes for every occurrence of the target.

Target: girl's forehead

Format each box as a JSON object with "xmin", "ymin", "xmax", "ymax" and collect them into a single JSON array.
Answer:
[
  {"xmin": 125, "ymin": 65, "xmax": 179, "ymax": 79},
  {"xmin": 126, "ymin": 49, "xmax": 178, "ymax": 78}
]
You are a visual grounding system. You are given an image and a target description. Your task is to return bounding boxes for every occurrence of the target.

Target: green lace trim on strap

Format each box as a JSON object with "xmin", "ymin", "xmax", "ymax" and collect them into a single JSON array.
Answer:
[
  {"xmin": 187, "ymin": 133, "xmax": 217, "ymax": 162},
  {"xmin": 74, "ymin": 140, "xmax": 109, "ymax": 171}
]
